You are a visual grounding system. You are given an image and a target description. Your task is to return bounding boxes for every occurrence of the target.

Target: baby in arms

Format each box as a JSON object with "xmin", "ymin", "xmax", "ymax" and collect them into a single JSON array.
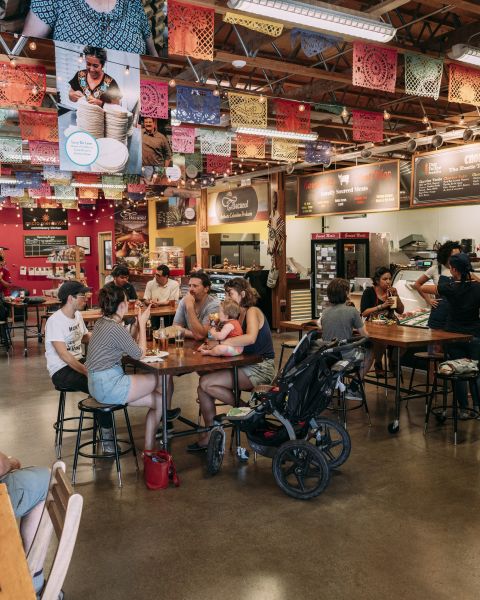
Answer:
[{"xmin": 199, "ymin": 299, "xmax": 244, "ymax": 357}]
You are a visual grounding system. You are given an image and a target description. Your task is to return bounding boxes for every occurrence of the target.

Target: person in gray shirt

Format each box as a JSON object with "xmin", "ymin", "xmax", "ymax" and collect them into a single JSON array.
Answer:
[
  {"xmin": 173, "ymin": 271, "xmax": 220, "ymax": 341},
  {"xmin": 320, "ymin": 278, "xmax": 371, "ymax": 400}
]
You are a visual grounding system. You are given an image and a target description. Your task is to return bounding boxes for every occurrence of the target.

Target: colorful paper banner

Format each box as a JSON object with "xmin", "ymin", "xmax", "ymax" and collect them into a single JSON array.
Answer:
[
  {"xmin": 448, "ymin": 63, "xmax": 480, "ymax": 107},
  {"xmin": 140, "ymin": 80, "xmax": 169, "ymax": 119},
  {"xmin": 271, "ymin": 139, "xmax": 298, "ymax": 162},
  {"xmin": 199, "ymin": 130, "xmax": 231, "ymax": 156},
  {"xmin": 228, "ymin": 92, "xmax": 268, "ymax": 128},
  {"xmin": 275, "ymin": 99, "xmax": 311, "ymax": 134},
  {"xmin": 176, "ymin": 86, "xmax": 220, "ymax": 125},
  {"xmin": 206, "ymin": 155, "xmax": 231, "ymax": 174},
  {"xmin": 404, "ymin": 54, "xmax": 443, "ymax": 101},
  {"xmin": 172, "ymin": 126, "xmax": 196, "ymax": 153},
  {"xmin": 236, "ymin": 134, "xmax": 266, "ymax": 159},
  {"xmin": 19, "ymin": 110, "xmax": 59, "ymax": 142},
  {"xmin": 223, "ymin": 13, "xmax": 283, "ymax": 37},
  {"xmin": 352, "ymin": 42, "xmax": 397, "ymax": 93},
  {"xmin": 169, "ymin": 0, "xmax": 215, "ymax": 61},
  {"xmin": 304, "ymin": 141, "xmax": 332, "ymax": 164},
  {"xmin": 352, "ymin": 109, "xmax": 384, "ymax": 143},
  {"xmin": 291, "ymin": 30, "xmax": 338, "ymax": 58},
  {"xmin": 29, "ymin": 141, "xmax": 60, "ymax": 165},
  {"xmin": 0, "ymin": 62, "xmax": 46, "ymax": 107}
]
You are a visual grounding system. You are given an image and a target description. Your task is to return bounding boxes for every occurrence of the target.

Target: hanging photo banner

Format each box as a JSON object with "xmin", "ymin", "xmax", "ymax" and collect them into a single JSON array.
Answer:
[
  {"xmin": 411, "ymin": 143, "xmax": 480, "ymax": 206},
  {"xmin": 115, "ymin": 206, "xmax": 149, "ymax": 266},
  {"xmin": 176, "ymin": 86, "xmax": 220, "ymax": 125},
  {"xmin": 29, "ymin": 141, "xmax": 60, "ymax": 165},
  {"xmin": 156, "ymin": 197, "xmax": 197, "ymax": 227},
  {"xmin": 352, "ymin": 42, "xmax": 397, "ymax": 93},
  {"xmin": 206, "ymin": 155, "xmax": 231, "ymax": 174},
  {"xmin": 19, "ymin": 110, "xmax": 59, "ymax": 142},
  {"xmin": 200, "ymin": 130, "xmax": 231, "ymax": 156},
  {"xmin": 141, "ymin": 117, "xmax": 172, "ymax": 168},
  {"xmin": 404, "ymin": 54, "xmax": 443, "ymax": 101},
  {"xmin": 275, "ymin": 99, "xmax": 311, "ymax": 134},
  {"xmin": 291, "ymin": 29, "xmax": 339, "ymax": 58},
  {"xmin": 448, "ymin": 63, "xmax": 480, "ymax": 107},
  {"xmin": 228, "ymin": 92, "xmax": 267, "ymax": 128},
  {"xmin": 43, "ymin": 166, "xmax": 72, "ymax": 185},
  {"xmin": 55, "ymin": 42, "xmax": 141, "ymax": 174},
  {"xmin": 140, "ymin": 80, "xmax": 169, "ymax": 119},
  {"xmin": 0, "ymin": 62, "xmax": 46, "ymax": 107},
  {"xmin": 236, "ymin": 134, "xmax": 266, "ymax": 159},
  {"xmin": 207, "ymin": 183, "xmax": 269, "ymax": 224},
  {"xmin": 223, "ymin": 12, "xmax": 283, "ymax": 37},
  {"xmin": 298, "ymin": 160, "xmax": 399, "ymax": 216},
  {"xmin": 0, "ymin": 1, "xmax": 167, "ymax": 58},
  {"xmin": 271, "ymin": 139, "xmax": 298, "ymax": 162},
  {"xmin": 172, "ymin": 126, "xmax": 196, "ymax": 153},
  {"xmin": 22, "ymin": 208, "xmax": 68, "ymax": 230},
  {"xmin": 0, "ymin": 137, "xmax": 23, "ymax": 163},
  {"xmin": 169, "ymin": 0, "xmax": 215, "ymax": 61},
  {"xmin": 352, "ymin": 110, "xmax": 384, "ymax": 143},
  {"xmin": 304, "ymin": 141, "xmax": 332, "ymax": 165}
]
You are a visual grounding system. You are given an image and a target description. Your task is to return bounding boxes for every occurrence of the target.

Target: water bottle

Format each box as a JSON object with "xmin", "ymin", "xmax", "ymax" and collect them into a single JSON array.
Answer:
[{"xmin": 156, "ymin": 317, "xmax": 168, "ymax": 351}]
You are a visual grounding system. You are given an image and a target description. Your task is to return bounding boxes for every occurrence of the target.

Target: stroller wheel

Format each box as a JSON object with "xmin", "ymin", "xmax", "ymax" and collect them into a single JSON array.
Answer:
[
  {"xmin": 310, "ymin": 417, "xmax": 351, "ymax": 469},
  {"xmin": 206, "ymin": 428, "xmax": 225, "ymax": 476},
  {"xmin": 272, "ymin": 440, "xmax": 330, "ymax": 500}
]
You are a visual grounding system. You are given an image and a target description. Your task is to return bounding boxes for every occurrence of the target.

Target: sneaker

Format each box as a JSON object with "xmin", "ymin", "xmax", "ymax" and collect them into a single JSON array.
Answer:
[
  {"xmin": 236, "ymin": 447, "xmax": 250, "ymax": 463},
  {"xmin": 459, "ymin": 410, "xmax": 472, "ymax": 420},
  {"xmin": 166, "ymin": 407, "xmax": 181, "ymax": 421},
  {"xmin": 100, "ymin": 427, "xmax": 117, "ymax": 454},
  {"xmin": 345, "ymin": 385, "xmax": 363, "ymax": 401}
]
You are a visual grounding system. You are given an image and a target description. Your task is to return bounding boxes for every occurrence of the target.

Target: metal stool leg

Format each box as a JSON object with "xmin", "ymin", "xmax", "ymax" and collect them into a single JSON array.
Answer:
[
  {"xmin": 358, "ymin": 378, "xmax": 371, "ymax": 426},
  {"xmin": 452, "ymin": 380, "xmax": 458, "ymax": 446},
  {"xmin": 407, "ymin": 356, "xmax": 418, "ymax": 394},
  {"xmin": 92, "ymin": 414, "xmax": 98, "ymax": 472},
  {"xmin": 124, "ymin": 407, "xmax": 139, "ymax": 471},
  {"xmin": 278, "ymin": 345, "xmax": 286, "ymax": 372},
  {"xmin": 110, "ymin": 413, "xmax": 122, "ymax": 487},
  {"xmin": 72, "ymin": 410, "xmax": 84, "ymax": 485},
  {"xmin": 54, "ymin": 391, "xmax": 65, "ymax": 458},
  {"xmin": 424, "ymin": 374, "xmax": 437, "ymax": 434}
]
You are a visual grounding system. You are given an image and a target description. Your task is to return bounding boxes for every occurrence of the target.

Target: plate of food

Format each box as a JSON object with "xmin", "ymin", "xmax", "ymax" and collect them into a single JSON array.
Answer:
[
  {"xmin": 144, "ymin": 349, "xmax": 169, "ymax": 359},
  {"xmin": 153, "ymin": 326, "xmax": 178, "ymax": 340}
]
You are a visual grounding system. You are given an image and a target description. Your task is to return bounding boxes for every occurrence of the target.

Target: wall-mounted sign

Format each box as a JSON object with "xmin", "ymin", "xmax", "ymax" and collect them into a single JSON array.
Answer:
[
  {"xmin": 115, "ymin": 207, "xmax": 149, "ymax": 265},
  {"xmin": 411, "ymin": 143, "xmax": 480, "ymax": 207},
  {"xmin": 65, "ymin": 131, "xmax": 99, "ymax": 167},
  {"xmin": 23, "ymin": 208, "xmax": 68, "ymax": 230},
  {"xmin": 298, "ymin": 160, "xmax": 399, "ymax": 217},
  {"xmin": 207, "ymin": 183, "xmax": 269, "ymax": 225},
  {"xmin": 24, "ymin": 235, "xmax": 68, "ymax": 257},
  {"xmin": 156, "ymin": 197, "xmax": 197, "ymax": 228}
]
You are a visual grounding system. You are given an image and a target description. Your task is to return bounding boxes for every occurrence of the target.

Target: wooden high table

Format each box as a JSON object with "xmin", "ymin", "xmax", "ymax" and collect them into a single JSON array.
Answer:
[
  {"xmin": 80, "ymin": 305, "xmax": 177, "ymax": 323},
  {"xmin": 0, "ymin": 483, "xmax": 36, "ymax": 599},
  {"xmin": 280, "ymin": 320, "xmax": 473, "ymax": 434},
  {"xmin": 124, "ymin": 341, "xmax": 262, "ymax": 451}
]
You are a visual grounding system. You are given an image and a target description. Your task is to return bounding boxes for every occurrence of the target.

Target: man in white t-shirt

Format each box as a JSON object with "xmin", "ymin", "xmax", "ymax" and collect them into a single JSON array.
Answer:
[
  {"xmin": 45, "ymin": 281, "xmax": 114, "ymax": 450},
  {"xmin": 144, "ymin": 264, "xmax": 180, "ymax": 328}
]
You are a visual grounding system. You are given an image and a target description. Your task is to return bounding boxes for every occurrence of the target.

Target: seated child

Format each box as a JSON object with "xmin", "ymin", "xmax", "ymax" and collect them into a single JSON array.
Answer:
[
  {"xmin": 200, "ymin": 298, "xmax": 244, "ymax": 357},
  {"xmin": 320, "ymin": 278, "xmax": 371, "ymax": 400}
]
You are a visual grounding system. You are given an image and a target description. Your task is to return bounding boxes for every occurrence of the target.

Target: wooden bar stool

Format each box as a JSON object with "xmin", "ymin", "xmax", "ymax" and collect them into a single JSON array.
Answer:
[
  {"xmin": 53, "ymin": 387, "xmax": 93, "ymax": 459},
  {"xmin": 424, "ymin": 371, "xmax": 480, "ymax": 445},
  {"xmin": 72, "ymin": 397, "xmax": 138, "ymax": 487}
]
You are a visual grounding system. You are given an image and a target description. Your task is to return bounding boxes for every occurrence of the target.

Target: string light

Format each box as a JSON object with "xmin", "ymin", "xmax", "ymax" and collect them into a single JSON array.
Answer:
[
  {"xmin": 383, "ymin": 109, "xmax": 391, "ymax": 120},
  {"xmin": 422, "ymin": 115, "xmax": 429, "ymax": 124},
  {"xmin": 28, "ymin": 41, "xmax": 37, "ymax": 51},
  {"xmin": 459, "ymin": 115, "xmax": 465, "ymax": 125},
  {"xmin": 213, "ymin": 89, "xmax": 220, "ymax": 97},
  {"xmin": 124, "ymin": 65, "xmax": 130, "ymax": 75},
  {"xmin": 169, "ymin": 79, "xmax": 176, "ymax": 88},
  {"xmin": 298, "ymin": 104, "xmax": 306, "ymax": 112},
  {"xmin": 341, "ymin": 106, "xmax": 349, "ymax": 119},
  {"xmin": 259, "ymin": 95, "xmax": 266, "ymax": 104},
  {"xmin": 10, "ymin": 57, "xmax": 17, "ymax": 68},
  {"xmin": 78, "ymin": 53, "xmax": 84, "ymax": 64}
]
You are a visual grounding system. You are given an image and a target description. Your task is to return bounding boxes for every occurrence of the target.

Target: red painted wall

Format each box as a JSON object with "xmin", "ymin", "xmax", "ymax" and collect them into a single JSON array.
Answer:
[{"xmin": 0, "ymin": 201, "xmax": 115, "ymax": 297}]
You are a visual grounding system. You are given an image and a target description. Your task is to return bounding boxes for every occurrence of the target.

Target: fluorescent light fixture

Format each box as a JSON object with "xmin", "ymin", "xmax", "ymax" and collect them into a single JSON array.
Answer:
[
  {"xmin": 227, "ymin": 0, "xmax": 396, "ymax": 43},
  {"xmin": 449, "ymin": 44, "xmax": 480, "ymax": 67},
  {"xmin": 71, "ymin": 182, "xmax": 126, "ymax": 189},
  {"xmin": 235, "ymin": 126, "xmax": 318, "ymax": 141},
  {"xmin": 0, "ymin": 178, "xmax": 19, "ymax": 184}
]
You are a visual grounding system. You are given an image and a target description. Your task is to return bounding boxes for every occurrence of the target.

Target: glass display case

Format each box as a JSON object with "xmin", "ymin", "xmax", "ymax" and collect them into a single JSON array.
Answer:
[{"xmin": 150, "ymin": 246, "xmax": 185, "ymax": 276}]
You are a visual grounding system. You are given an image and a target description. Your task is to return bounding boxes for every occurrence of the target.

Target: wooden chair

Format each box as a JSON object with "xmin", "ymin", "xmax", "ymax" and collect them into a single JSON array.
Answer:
[{"xmin": 27, "ymin": 461, "xmax": 83, "ymax": 600}]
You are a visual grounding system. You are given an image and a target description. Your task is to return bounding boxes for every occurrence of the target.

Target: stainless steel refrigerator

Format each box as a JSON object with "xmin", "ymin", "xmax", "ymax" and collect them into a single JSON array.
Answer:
[
  {"xmin": 220, "ymin": 233, "xmax": 260, "ymax": 268},
  {"xmin": 311, "ymin": 232, "xmax": 390, "ymax": 319}
]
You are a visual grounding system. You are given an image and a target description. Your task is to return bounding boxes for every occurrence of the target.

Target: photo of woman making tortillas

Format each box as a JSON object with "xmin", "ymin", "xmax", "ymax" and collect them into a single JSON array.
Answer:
[{"xmin": 68, "ymin": 46, "xmax": 121, "ymax": 107}]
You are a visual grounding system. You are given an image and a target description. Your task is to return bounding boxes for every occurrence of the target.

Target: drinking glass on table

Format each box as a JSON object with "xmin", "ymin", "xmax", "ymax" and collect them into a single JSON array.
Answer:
[{"xmin": 175, "ymin": 327, "xmax": 185, "ymax": 351}]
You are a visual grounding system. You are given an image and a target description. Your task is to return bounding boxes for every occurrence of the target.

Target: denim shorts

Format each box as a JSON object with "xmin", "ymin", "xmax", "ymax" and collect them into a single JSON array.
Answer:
[
  {"xmin": 0, "ymin": 467, "xmax": 50, "ymax": 518},
  {"xmin": 88, "ymin": 365, "xmax": 131, "ymax": 405}
]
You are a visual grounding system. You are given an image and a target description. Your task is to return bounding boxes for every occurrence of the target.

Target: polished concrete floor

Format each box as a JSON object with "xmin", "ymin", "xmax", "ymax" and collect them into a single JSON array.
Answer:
[{"xmin": 2, "ymin": 334, "xmax": 480, "ymax": 600}]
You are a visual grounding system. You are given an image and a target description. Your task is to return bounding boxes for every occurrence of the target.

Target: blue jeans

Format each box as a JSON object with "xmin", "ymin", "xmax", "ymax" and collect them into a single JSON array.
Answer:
[{"xmin": 445, "ymin": 338, "xmax": 480, "ymax": 409}]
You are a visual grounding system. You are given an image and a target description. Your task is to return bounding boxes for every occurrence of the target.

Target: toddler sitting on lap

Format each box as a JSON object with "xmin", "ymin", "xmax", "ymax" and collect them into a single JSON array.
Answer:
[{"xmin": 200, "ymin": 299, "xmax": 243, "ymax": 357}]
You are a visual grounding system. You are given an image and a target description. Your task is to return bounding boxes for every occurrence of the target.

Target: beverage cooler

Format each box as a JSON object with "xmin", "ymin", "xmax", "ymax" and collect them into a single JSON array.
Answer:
[{"xmin": 311, "ymin": 232, "xmax": 390, "ymax": 319}]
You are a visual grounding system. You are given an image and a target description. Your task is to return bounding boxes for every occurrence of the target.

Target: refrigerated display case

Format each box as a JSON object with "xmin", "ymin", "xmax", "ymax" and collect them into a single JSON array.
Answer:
[{"xmin": 311, "ymin": 232, "xmax": 390, "ymax": 319}]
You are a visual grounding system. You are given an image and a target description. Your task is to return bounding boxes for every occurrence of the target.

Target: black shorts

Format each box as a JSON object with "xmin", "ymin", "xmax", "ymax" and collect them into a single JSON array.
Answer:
[{"xmin": 51, "ymin": 365, "xmax": 89, "ymax": 394}]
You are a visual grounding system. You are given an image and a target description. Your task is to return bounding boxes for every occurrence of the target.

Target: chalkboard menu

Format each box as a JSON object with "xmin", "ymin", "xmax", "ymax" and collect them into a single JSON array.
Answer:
[
  {"xmin": 24, "ymin": 235, "xmax": 68, "ymax": 257},
  {"xmin": 298, "ymin": 160, "xmax": 399, "ymax": 217},
  {"xmin": 412, "ymin": 144, "xmax": 480, "ymax": 207}
]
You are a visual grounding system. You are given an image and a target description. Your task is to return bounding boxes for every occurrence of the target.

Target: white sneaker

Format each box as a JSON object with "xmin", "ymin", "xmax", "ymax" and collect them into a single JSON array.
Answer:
[
  {"xmin": 345, "ymin": 386, "xmax": 363, "ymax": 401},
  {"xmin": 100, "ymin": 427, "xmax": 117, "ymax": 454},
  {"xmin": 236, "ymin": 447, "xmax": 250, "ymax": 463}
]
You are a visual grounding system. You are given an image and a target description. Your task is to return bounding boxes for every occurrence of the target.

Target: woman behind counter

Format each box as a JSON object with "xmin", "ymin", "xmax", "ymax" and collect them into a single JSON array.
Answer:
[
  {"xmin": 361, "ymin": 266, "xmax": 404, "ymax": 376},
  {"xmin": 22, "ymin": 0, "xmax": 158, "ymax": 56}
]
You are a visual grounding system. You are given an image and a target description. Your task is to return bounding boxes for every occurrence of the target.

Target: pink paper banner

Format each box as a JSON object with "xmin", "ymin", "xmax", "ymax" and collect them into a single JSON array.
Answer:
[
  {"xmin": 127, "ymin": 183, "xmax": 147, "ymax": 193},
  {"xmin": 29, "ymin": 141, "xmax": 60, "ymax": 165},
  {"xmin": 352, "ymin": 42, "xmax": 397, "ymax": 93},
  {"xmin": 140, "ymin": 80, "xmax": 169, "ymax": 119},
  {"xmin": 352, "ymin": 110, "xmax": 384, "ymax": 143},
  {"xmin": 28, "ymin": 182, "xmax": 52, "ymax": 198},
  {"xmin": 206, "ymin": 154, "xmax": 231, "ymax": 174},
  {"xmin": 172, "ymin": 126, "xmax": 196, "ymax": 153}
]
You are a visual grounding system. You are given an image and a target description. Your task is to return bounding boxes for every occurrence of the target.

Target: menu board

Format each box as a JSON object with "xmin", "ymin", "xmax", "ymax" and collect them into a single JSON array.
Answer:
[
  {"xmin": 24, "ymin": 235, "xmax": 68, "ymax": 257},
  {"xmin": 412, "ymin": 144, "xmax": 480, "ymax": 207},
  {"xmin": 298, "ymin": 160, "xmax": 399, "ymax": 217}
]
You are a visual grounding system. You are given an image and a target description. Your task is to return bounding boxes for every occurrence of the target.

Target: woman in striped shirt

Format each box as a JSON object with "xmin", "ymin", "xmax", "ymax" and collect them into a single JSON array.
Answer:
[{"xmin": 86, "ymin": 285, "xmax": 162, "ymax": 451}]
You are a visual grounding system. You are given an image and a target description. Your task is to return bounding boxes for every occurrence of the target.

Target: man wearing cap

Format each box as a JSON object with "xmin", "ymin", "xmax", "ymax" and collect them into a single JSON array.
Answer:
[{"xmin": 45, "ymin": 281, "xmax": 114, "ymax": 448}]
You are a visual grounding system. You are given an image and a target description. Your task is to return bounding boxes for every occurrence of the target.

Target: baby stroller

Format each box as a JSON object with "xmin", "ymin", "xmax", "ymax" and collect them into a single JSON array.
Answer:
[{"xmin": 206, "ymin": 332, "xmax": 367, "ymax": 500}]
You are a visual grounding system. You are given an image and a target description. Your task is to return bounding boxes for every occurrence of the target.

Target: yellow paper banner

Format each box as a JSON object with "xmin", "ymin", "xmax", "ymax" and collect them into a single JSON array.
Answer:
[
  {"xmin": 271, "ymin": 139, "xmax": 298, "ymax": 162},
  {"xmin": 223, "ymin": 12, "xmax": 284, "ymax": 37},
  {"xmin": 228, "ymin": 92, "xmax": 267, "ymax": 128}
]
